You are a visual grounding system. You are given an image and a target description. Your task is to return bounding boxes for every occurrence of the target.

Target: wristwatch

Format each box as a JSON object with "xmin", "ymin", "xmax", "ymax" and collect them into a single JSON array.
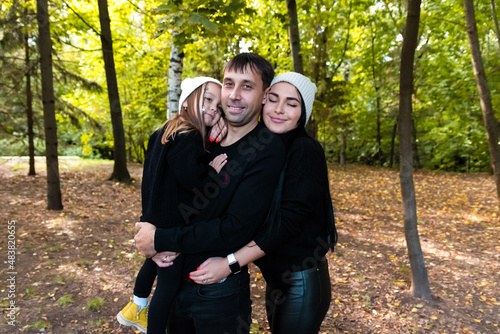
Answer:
[{"xmin": 227, "ymin": 253, "xmax": 241, "ymax": 274}]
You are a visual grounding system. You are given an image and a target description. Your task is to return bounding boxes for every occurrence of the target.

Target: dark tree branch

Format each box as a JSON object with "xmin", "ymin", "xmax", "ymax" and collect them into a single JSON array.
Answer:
[{"xmin": 61, "ymin": 0, "xmax": 101, "ymax": 37}]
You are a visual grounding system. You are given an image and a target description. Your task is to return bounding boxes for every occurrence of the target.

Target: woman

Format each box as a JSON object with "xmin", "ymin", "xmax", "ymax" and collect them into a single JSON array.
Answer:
[
  {"xmin": 117, "ymin": 77, "xmax": 227, "ymax": 334},
  {"xmin": 189, "ymin": 72, "xmax": 337, "ymax": 334}
]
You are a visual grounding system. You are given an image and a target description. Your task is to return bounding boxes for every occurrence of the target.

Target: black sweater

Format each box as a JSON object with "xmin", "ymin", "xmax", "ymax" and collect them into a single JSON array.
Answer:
[
  {"xmin": 140, "ymin": 125, "xmax": 216, "ymax": 228},
  {"xmin": 254, "ymin": 126, "xmax": 333, "ymax": 273},
  {"xmin": 154, "ymin": 123, "xmax": 286, "ymax": 275}
]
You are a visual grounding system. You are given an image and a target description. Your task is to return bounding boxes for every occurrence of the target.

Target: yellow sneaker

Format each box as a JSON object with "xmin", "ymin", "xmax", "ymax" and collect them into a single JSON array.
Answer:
[{"xmin": 116, "ymin": 299, "xmax": 147, "ymax": 333}]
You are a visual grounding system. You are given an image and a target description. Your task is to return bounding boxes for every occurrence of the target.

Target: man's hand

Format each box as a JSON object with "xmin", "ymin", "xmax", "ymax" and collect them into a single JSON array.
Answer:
[{"xmin": 134, "ymin": 222, "xmax": 157, "ymax": 258}]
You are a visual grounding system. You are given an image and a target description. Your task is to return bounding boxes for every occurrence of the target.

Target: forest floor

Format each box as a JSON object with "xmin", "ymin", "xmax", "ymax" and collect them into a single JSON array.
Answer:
[{"xmin": 0, "ymin": 157, "xmax": 499, "ymax": 334}]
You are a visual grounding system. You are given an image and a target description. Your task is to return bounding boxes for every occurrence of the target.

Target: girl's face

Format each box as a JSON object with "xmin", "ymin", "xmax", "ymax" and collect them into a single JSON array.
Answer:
[
  {"xmin": 262, "ymin": 82, "xmax": 302, "ymax": 134},
  {"xmin": 201, "ymin": 82, "xmax": 222, "ymax": 127}
]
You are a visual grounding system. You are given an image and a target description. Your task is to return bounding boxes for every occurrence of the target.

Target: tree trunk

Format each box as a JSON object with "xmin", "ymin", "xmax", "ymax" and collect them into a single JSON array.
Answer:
[
  {"xmin": 37, "ymin": 0, "xmax": 62, "ymax": 210},
  {"xmin": 490, "ymin": 0, "xmax": 500, "ymax": 56},
  {"xmin": 376, "ymin": 96, "xmax": 383, "ymax": 166},
  {"xmin": 389, "ymin": 118, "xmax": 398, "ymax": 168},
  {"xmin": 285, "ymin": 0, "xmax": 316, "ymax": 138},
  {"xmin": 285, "ymin": 0, "xmax": 304, "ymax": 74},
  {"xmin": 371, "ymin": 30, "xmax": 384, "ymax": 167},
  {"xmin": 340, "ymin": 134, "xmax": 346, "ymax": 165},
  {"xmin": 399, "ymin": 0, "xmax": 431, "ymax": 300},
  {"xmin": 25, "ymin": 30, "xmax": 35, "ymax": 176},
  {"xmin": 97, "ymin": 0, "xmax": 130, "ymax": 182},
  {"xmin": 464, "ymin": 0, "xmax": 500, "ymax": 207},
  {"xmin": 167, "ymin": 33, "xmax": 184, "ymax": 119},
  {"xmin": 412, "ymin": 119, "xmax": 420, "ymax": 168}
]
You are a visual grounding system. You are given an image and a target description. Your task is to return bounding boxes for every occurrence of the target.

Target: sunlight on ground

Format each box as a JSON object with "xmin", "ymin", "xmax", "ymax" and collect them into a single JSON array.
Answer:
[{"xmin": 0, "ymin": 156, "xmax": 113, "ymax": 175}]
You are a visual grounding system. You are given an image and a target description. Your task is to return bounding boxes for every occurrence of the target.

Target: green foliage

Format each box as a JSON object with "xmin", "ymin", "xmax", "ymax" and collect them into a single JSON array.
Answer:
[
  {"xmin": 86, "ymin": 297, "xmax": 105, "ymax": 312},
  {"xmin": 0, "ymin": 0, "xmax": 497, "ymax": 172},
  {"xmin": 25, "ymin": 319, "xmax": 51, "ymax": 330},
  {"xmin": 57, "ymin": 294, "xmax": 74, "ymax": 306}
]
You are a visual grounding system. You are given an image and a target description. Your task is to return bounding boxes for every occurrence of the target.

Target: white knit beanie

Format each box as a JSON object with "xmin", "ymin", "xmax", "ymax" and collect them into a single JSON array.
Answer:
[
  {"xmin": 270, "ymin": 72, "xmax": 317, "ymax": 124},
  {"xmin": 178, "ymin": 77, "xmax": 222, "ymax": 112}
]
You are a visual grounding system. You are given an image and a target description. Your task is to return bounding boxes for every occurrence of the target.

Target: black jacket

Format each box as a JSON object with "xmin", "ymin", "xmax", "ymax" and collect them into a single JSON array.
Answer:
[{"xmin": 255, "ymin": 126, "xmax": 334, "ymax": 273}]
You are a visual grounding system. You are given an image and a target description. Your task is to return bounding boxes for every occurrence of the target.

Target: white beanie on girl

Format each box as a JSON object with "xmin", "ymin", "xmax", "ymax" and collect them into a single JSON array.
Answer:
[{"xmin": 178, "ymin": 77, "xmax": 222, "ymax": 112}]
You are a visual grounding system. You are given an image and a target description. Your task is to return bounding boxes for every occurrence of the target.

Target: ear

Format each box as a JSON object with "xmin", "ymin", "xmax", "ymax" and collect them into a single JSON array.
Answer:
[{"xmin": 262, "ymin": 87, "xmax": 271, "ymax": 104}]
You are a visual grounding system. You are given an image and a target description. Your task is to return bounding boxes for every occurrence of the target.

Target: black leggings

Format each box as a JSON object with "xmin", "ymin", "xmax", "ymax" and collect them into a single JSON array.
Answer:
[
  {"xmin": 133, "ymin": 257, "xmax": 183, "ymax": 334},
  {"xmin": 263, "ymin": 258, "xmax": 331, "ymax": 334}
]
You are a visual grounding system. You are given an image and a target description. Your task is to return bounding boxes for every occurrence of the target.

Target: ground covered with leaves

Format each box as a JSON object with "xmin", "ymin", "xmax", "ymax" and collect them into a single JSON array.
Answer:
[{"xmin": 0, "ymin": 158, "xmax": 498, "ymax": 333}]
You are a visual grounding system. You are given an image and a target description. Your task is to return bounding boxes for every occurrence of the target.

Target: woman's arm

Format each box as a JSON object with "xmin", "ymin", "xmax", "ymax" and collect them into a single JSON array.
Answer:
[{"xmin": 188, "ymin": 241, "xmax": 265, "ymax": 285}]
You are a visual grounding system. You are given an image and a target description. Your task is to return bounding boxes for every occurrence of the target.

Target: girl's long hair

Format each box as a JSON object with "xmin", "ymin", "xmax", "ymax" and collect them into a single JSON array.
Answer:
[{"xmin": 160, "ymin": 83, "xmax": 209, "ymax": 151}]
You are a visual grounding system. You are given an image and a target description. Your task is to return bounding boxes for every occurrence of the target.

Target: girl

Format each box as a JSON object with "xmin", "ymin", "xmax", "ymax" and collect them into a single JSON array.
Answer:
[
  {"xmin": 117, "ymin": 77, "xmax": 227, "ymax": 333},
  {"xmin": 188, "ymin": 72, "xmax": 337, "ymax": 334}
]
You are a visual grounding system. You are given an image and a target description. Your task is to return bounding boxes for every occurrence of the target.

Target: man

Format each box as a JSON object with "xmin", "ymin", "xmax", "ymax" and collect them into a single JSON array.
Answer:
[{"xmin": 134, "ymin": 53, "xmax": 286, "ymax": 334}]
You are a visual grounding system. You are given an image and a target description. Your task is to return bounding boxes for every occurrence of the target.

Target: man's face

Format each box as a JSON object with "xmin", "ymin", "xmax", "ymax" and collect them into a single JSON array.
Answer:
[{"xmin": 221, "ymin": 66, "xmax": 267, "ymax": 127}]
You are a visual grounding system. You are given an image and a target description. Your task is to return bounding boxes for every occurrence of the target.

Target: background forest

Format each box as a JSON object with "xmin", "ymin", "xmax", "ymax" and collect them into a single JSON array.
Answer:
[
  {"xmin": 1, "ymin": 1, "xmax": 500, "ymax": 333},
  {"xmin": 1, "ymin": 0, "xmax": 499, "ymax": 173}
]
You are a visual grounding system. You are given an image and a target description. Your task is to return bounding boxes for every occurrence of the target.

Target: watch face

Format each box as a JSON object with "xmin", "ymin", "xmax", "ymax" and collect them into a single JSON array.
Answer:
[{"xmin": 229, "ymin": 262, "xmax": 241, "ymax": 274}]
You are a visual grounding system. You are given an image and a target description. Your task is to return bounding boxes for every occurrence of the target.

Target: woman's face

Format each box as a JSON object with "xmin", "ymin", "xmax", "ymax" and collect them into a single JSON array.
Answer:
[
  {"xmin": 262, "ymin": 82, "xmax": 302, "ymax": 134},
  {"xmin": 202, "ymin": 82, "xmax": 222, "ymax": 127}
]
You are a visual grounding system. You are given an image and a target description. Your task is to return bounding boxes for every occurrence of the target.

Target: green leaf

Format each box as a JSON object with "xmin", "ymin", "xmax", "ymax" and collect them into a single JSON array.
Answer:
[{"xmin": 188, "ymin": 13, "xmax": 219, "ymax": 33}]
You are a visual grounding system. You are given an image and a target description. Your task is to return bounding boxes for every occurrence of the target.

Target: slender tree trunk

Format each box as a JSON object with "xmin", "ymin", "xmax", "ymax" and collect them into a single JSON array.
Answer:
[
  {"xmin": 25, "ymin": 30, "xmax": 35, "ymax": 176},
  {"xmin": 376, "ymin": 97, "xmax": 383, "ymax": 166},
  {"xmin": 490, "ymin": 0, "xmax": 500, "ymax": 55},
  {"xmin": 285, "ymin": 0, "xmax": 304, "ymax": 74},
  {"xmin": 412, "ymin": 119, "xmax": 420, "ymax": 168},
  {"xmin": 285, "ymin": 0, "xmax": 317, "ymax": 139},
  {"xmin": 97, "ymin": 0, "xmax": 130, "ymax": 182},
  {"xmin": 371, "ymin": 30, "xmax": 384, "ymax": 166},
  {"xmin": 37, "ymin": 0, "xmax": 62, "ymax": 210},
  {"xmin": 464, "ymin": 0, "xmax": 500, "ymax": 207},
  {"xmin": 340, "ymin": 134, "xmax": 346, "ymax": 165},
  {"xmin": 167, "ymin": 33, "xmax": 184, "ymax": 119},
  {"xmin": 399, "ymin": 0, "xmax": 431, "ymax": 300},
  {"xmin": 389, "ymin": 118, "xmax": 398, "ymax": 168}
]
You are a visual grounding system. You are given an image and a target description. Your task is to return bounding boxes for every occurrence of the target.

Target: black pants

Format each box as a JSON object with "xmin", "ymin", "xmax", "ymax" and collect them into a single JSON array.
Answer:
[
  {"xmin": 167, "ymin": 270, "xmax": 252, "ymax": 334},
  {"xmin": 133, "ymin": 258, "xmax": 156, "ymax": 298},
  {"xmin": 262, "ymin": 258, "xmax": 331, "ymax": 334},
  {"xmin": 133, "ymin": 257, "xmax": 183, "ymax": 334}
]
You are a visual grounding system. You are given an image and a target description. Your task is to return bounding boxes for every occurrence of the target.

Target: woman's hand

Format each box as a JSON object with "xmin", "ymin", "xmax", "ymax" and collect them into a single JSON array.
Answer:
[
  {"xmin": 189, "ymin": 257, "xmax": 231, "ymax": 285},
  {"xmin": 152, "ymin": 251, "xmax": 180, "ymax": 268},
  {"xmin": 209, "ymin": 153, "xmax": 227, "ymax": 173},
  {"xmin": 134, "ymin": 222, "xmax": 157, "ymax": 258},
  {"xmin": 209, "ymin": 117, "xmax": 227, "ymax": 143}
]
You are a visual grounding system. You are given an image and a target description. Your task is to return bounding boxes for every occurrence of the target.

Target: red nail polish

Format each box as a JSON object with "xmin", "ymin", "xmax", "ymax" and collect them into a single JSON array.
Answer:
[
  {"xmin": 189, "ymin": 274, "xmax": 191, "ymax": 279},
  {"xmin": 209, "ymin": 137, "xmax": 214, "ymax": 142},
  {"xmin": 216, "ymin": 139, "xmax": 220, "ymax": 143}
]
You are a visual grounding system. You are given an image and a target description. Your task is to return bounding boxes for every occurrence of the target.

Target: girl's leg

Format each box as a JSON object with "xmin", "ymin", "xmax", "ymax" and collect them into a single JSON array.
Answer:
[
  {"xmin": 265, "ymin": 259, "xmax": 331, "ymax": 334},
  {"xmin": 147, "ymin": 256, "xmax": 184, "ymax": 334},
  {"xmin": 134, "ymin": 258, "xmax": 158, "ymax": 298}
]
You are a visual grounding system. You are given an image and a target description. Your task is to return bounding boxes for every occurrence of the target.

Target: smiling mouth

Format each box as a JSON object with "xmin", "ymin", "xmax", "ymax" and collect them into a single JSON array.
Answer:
[
  {"xmin": 227, "ymin": 106, "xmax": 245, "ymax": 113},
  {"xmin": 270, "ymin": 117, "xmax": 286, "ymax": 123}
]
